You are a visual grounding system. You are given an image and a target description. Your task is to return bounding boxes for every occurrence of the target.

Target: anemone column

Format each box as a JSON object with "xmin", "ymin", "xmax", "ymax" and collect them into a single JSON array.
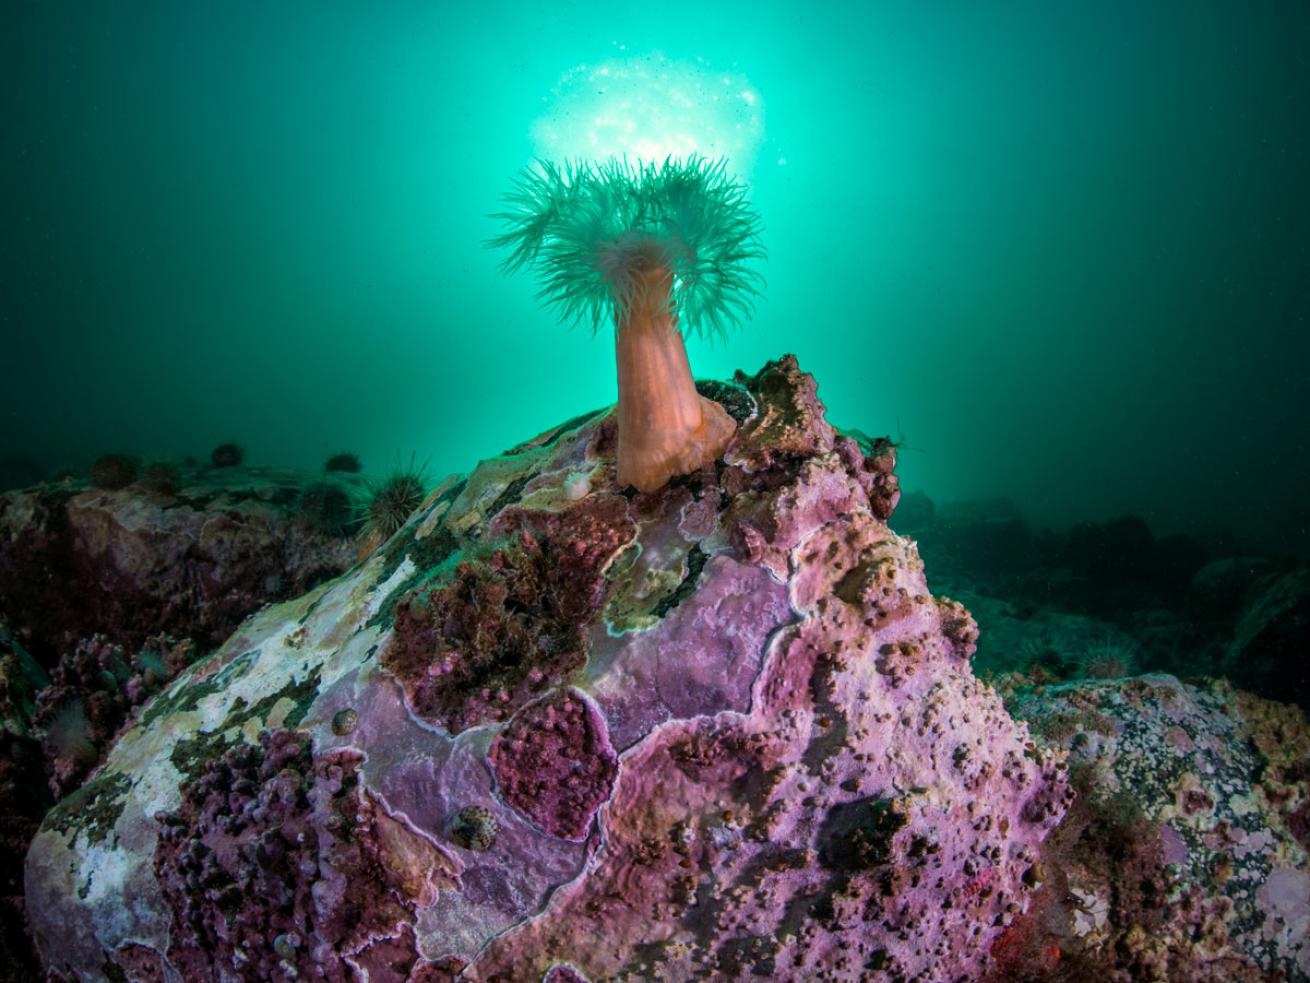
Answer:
[{"xmin": 614, "ymin": 266, "xmax": 736, "ymax": 492}]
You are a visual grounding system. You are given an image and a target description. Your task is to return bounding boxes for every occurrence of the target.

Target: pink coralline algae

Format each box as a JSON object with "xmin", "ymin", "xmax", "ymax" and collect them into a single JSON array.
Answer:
[
  {"xmin": 154, "ymin": 728, "xmax": 452, "ymax": 983},
  {"xmin": 25, "ymin": 356, "xmax": 1074, "ymax": 982},
  {"xmin": 489, "ymin": 687, "xmax": 618, "ymax": 841},
  {"xmin": 381, "ymin": 494, "xmax": 637, "ymax": 734}
]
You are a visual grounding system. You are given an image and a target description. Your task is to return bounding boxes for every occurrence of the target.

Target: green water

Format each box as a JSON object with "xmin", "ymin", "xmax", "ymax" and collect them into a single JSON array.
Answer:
[{"xmin": 3, "ymin": 0, "xmax": 1307, "ymax": 549}]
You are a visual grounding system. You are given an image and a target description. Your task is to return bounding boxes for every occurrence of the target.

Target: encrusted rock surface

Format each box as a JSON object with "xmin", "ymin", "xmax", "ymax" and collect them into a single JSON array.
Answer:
[
  {"xmin": 24, "ymin": 357, "xmax": 1071, "ymax": 981},
  {"xmin": 1001, "ymin": 673, "xmax": 1310, "ymax": 981},
  {"xmin": 0, "ymin": 466, "xmax": 366, "ymax": 981},
  {"xmin": 0, "ymin": 465, "xmax": 363, "ymax": 665}
]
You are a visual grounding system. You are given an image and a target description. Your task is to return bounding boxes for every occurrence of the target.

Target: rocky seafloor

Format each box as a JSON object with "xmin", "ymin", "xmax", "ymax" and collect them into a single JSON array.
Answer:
[{"xmin": 2, "ymin": 356, "xmax": 1308, "ymax": 982}]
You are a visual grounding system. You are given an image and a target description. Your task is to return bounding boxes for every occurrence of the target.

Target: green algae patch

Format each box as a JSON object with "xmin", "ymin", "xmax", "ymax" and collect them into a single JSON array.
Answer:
[
  {"xmin": 502, "ymin": 408, "xmax": 605, "ymax": 457},
  {"xmin": 366, "ymin": 527, "xmax": 462, "ymax": 634},
  {"xmin": 139, "ymin": 647, "xmax": 259, "ymax": 730},
  {"xmin": 170, "ymin": 734, "xmax": 218, "ymax": 779},
  {"xmin": 234, "ymin": 666, "xmax": 322, "ymax": 731},
  {"xmin": 167, "ymin": 667, "xmax": 323, "ymax": 781},
  {"xmin": 603, "ymin": 542, "xmax": 703, "ymax": 633},
  {"xmin": 653, "ymin": 544, "xmax": 709, "ymax": 618},
  {"xmin": 44, "ymin": 771, "xmax": 132, "ymax": 846},
  {"xmin": 373, "ymin": 478, "xmax": 466, "ymax": 583}
]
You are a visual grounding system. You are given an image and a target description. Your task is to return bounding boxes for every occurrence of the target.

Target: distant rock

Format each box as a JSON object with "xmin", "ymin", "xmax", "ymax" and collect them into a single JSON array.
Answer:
[
  {"xmin": 25, "ymin": 357, "xmax": 1070, "ymax": 982},
  {"xmin": 0, "ymin": 465, "xmax": 365, "ymax": 665},
  {"xmin": 1189, "ymin": 555, "xmax": 1292, "ymax": 616},
  {"xmin": 1225, "ymin": 567, "xmax": 1310, "ymax": 709}
]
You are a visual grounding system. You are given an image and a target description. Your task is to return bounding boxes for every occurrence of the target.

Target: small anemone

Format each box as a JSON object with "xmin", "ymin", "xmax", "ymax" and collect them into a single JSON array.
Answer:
[
  {"xmin": 136, "ymin": 646, "xmax": 169, "ymax": 689},
  {"xmin": 451, "ymin": 805, "xmax": 499, "ymax": 851},
  {"xmin": 358, "ymin": 455, "xmax": 428, "ymax": 539},
  {"xmin": 43, "ymin": 698, "xmax": 98, "ymax": 767}
]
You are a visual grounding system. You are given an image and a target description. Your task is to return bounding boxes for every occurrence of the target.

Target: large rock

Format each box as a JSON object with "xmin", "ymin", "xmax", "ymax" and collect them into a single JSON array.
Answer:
[
  {"xmin": 24, "ymin": 357, "xmax": 1070, "ymax": 982},
  {"xmin": 1004, "ymin": 674, "xmax": 1310, "ymax": 981}
]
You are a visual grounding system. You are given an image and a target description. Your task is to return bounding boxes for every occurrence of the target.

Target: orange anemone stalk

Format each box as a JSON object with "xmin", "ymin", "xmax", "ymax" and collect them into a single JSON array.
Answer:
[{"xmin": 614, "ymin": 264, "xmax": 737, "ymax": 491}]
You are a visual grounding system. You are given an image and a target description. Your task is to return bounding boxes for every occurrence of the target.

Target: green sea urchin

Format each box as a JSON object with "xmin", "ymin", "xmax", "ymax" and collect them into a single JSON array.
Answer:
[
  {"xmin": 325, "ymin": 452, "xmax": 361, "ymax": 473},
  {"xmin": 210, "ymin": 443, "xmax": 243, "ymax": 468},
  {"xmin": 1017, "ymin": 634, "xmax": 1075, "ymax": 675},
  {"xmin": 1078, "ymin": 637, "xmax": 1138, "ymax": 679},
  {"xmin": 360, "ymin": 458, "xmax": 428, "ymax": 539},
  {"xmin": 90, "ymin": 454, "xmax": 138, "ymax": 490},
  {"xmin": 140, "ymin": 462, "xmax": 179, "ymax": 495}
]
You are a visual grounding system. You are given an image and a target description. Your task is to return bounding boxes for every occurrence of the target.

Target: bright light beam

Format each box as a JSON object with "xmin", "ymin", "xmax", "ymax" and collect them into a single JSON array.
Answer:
[{"xmin": 532, "ymin": 51, "xmax": 765, "ymax": 174}]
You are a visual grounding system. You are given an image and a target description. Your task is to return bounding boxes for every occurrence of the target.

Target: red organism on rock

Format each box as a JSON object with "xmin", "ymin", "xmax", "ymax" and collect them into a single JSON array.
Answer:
[
  {"xmin": 382, "ymin": 494, "xmax": 634, "ymax": 734},
  {"xmin": 489, "ymin": 687, "xmax": 618, "ymax": 842},
  {"xmin": 34, "ymin": 633, "xmax": 195, "ymax": 796}
]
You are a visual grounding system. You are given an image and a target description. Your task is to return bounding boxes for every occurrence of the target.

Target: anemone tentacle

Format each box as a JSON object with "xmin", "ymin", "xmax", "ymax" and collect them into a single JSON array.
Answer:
[{"xmin": 488, "ymin": 156, "xmax": 765, "ymax": 338}]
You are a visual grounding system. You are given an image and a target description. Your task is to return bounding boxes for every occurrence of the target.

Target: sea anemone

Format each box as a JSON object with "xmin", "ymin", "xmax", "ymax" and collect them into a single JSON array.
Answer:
[
  {"xmin": 210, "ymin": 442, "xmax": 244, "ymax": 468},
  {"xmin": 296, "ymin": 482, "xmax": 355, "ymax": 537},
  {"xmin": 90, "ymin": 454, "xmax": 138, "ymax": 490},
  {"xmin": 359, "ymin": 457, "xmax": 428, "ymax": 539},
  {"xmin": 325, "ymin": 452, "xmax": 361, "ymax": 473},
  {"xmin": 42, "ymin": 698, "xmax": 98, "ymax": 770},
  {"xmin": 489, "ymin": 156, "xmax": 766, "ymax": 492}
]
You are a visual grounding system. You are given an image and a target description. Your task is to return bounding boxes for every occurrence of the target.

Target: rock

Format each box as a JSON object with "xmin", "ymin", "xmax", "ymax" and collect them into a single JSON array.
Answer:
[
  {"xmin": 24, "ymin": 356, "xmax": 1071, "ymax": 982},
  {"xmin": 1189, "ymin": 555, "xmax": 1292, "ymax": 617},
  {"xmin": 0, "ymin": 455, "xmax": 44, "ymax": 495},
  {"xmin": 34, "ymin": 632, "xmax": 197, "ymax": 797},
  {"xmin": 1224, "ymin": 567, "xmax": 1310, "ymax": 709},
  {"xmin": 1003, "ymin": 674, "xmax": 1310, "ymax": 981},
  {"xmin": 0, "ymin": 467, "xmax": 365, "ymax": 983},
  {"xmin": 0, "ymin": 465, "xmax": 365, "ymax": 665},
  {"xmin": 0, "ymin": 624, "xmax": 49, "ymax": 982}
]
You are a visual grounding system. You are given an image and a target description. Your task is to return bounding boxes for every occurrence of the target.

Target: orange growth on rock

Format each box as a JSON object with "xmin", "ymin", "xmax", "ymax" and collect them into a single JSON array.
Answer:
[{"xmin": 614, "ymin": 266, "xmax": 736, "ymax": 492}]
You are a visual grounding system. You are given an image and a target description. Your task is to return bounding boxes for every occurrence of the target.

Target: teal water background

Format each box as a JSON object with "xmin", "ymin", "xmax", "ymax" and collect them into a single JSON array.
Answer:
[{"xmin": 3, "ymin": 0, "xmax": 1307, "ymax": 548}]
